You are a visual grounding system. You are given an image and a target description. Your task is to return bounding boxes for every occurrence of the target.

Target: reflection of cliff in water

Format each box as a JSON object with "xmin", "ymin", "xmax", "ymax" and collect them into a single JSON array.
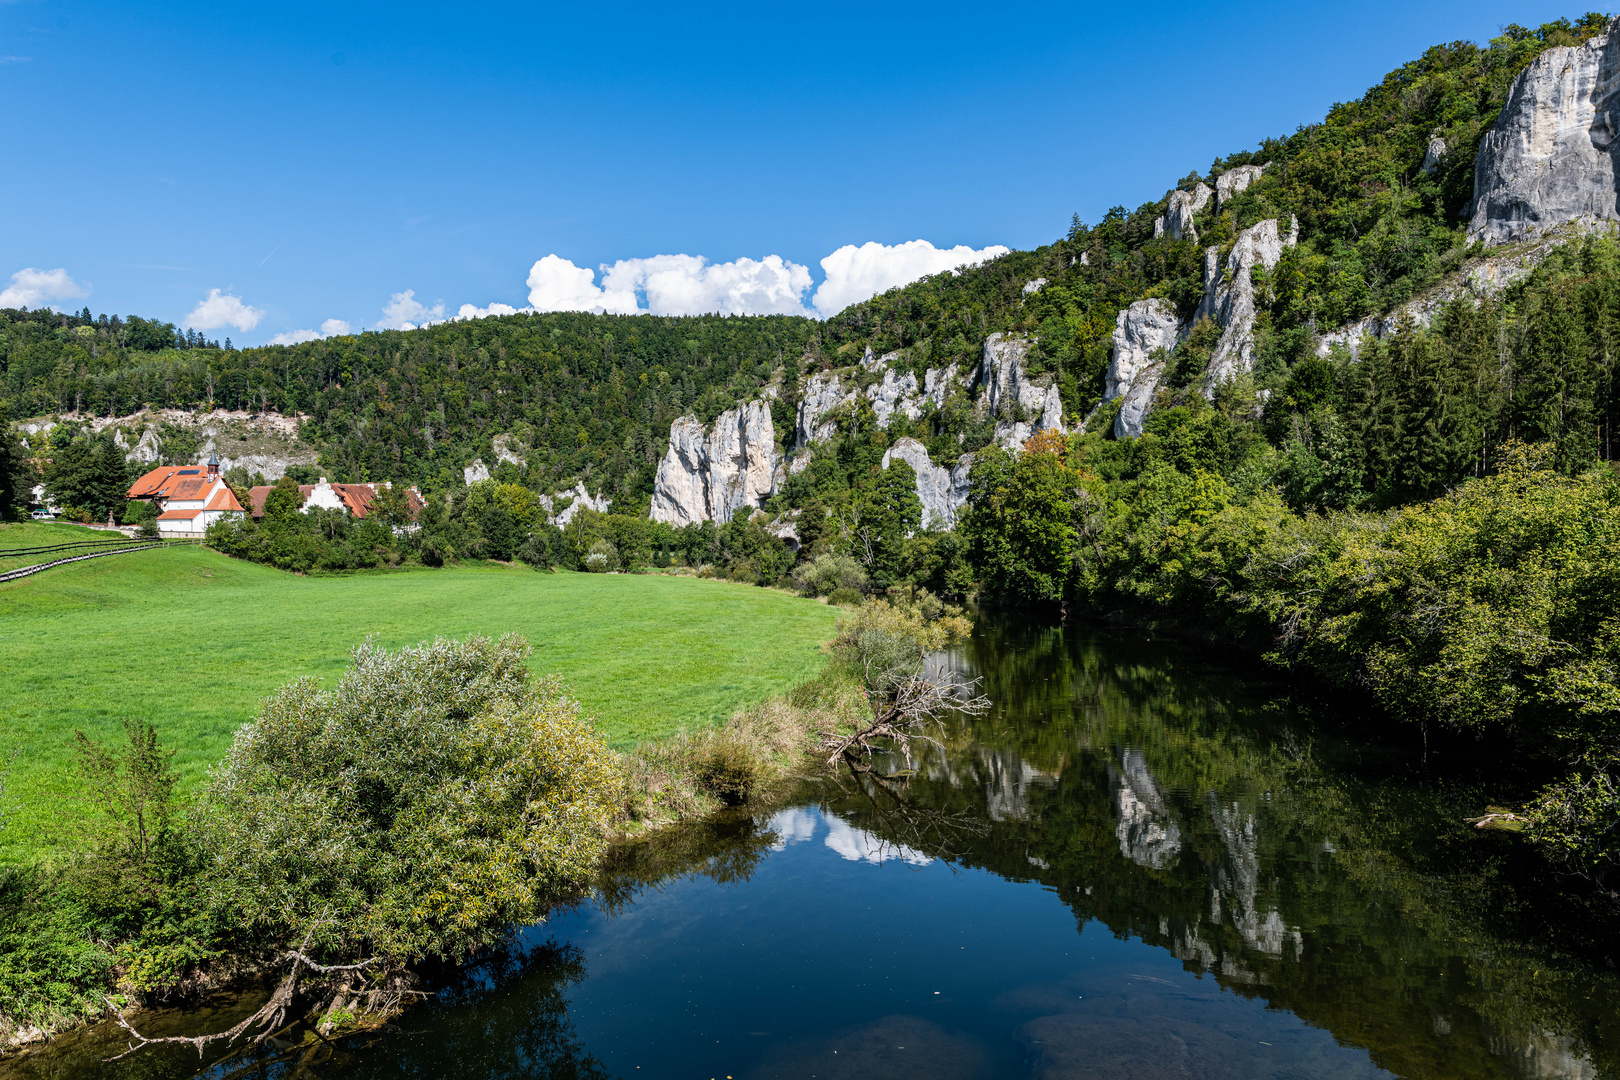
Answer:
[{"xmin": 820, "ymin": 618, "xmax": 1620, "ymax": 1080}]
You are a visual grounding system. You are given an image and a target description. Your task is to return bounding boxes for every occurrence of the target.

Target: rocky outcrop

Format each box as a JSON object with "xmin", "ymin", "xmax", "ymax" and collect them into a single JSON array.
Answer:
[
  {"xmin": 1469, "ymin": 17, "xmax": 1620, "ymax": 246},
  {"xmin": 881, "ymin": 437, "xmax": 973, "ymax": 529},
  {"xmin": 1215, "ymin": 164, "xmax": 1265, "ymax": 210},
  {"xmin": 868, "ymin": 367, "xmax": 922, "ymax": 427},
  {"xmin": 650, "ymin": 400, "xmax": 779, "ymax": 525},
  {"xmin": 1106, "ymin": 299, "xmax": 1183, "ymax": 438},
  {"xmin": 113, "ymin": 426, "xmax": 161, "ymax": 463},
  {"xmin": 1154, "ymin": 182, "xmax": 1212, "ymax": 242},
  {"xmin": 1196, "ymin": 216, "xmax": 1298, "ymax": 387},
  {"xmin": 796, "ymin": 372, "xmax": 856, "ymax": 445},
  {"xmin": 1022, "ymin": 277, "xmax": 1048, "ymax": 295},
  {"xmin": 1420, "ymin": 135, "xmax": 1448, "ymax": 176},
  {"xmin": 540, "ymin": 482, "xmax": 610, "ymax": 526},
  {"xmin": 978, "ymin": 333, "xmax": 1065, "ymax": 449}
]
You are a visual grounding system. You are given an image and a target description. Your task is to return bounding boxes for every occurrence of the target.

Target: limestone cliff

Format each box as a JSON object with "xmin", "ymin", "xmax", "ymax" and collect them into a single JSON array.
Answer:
[
  {"xmin": 880, "ymin": 437, "xmax": 974, "ymax": 529},
  {"xmin": 1214, "ymin": 163, "xmax": 1264, "ymax": 210},
  {"xmin": 978, "ymin": 333, "xmax": 1065, "ymax": 449},
  {"xmin": 1470, "ymin": 17, "xmax": 1620, "ymax": 247},
  {"xmin": 1197, "ymin": 216, "xmax": 1298, "ymax": 387},
  {"xmin": 1107, "ymin": 299, "xmax": 1183, "ymax": 438},
  {"xmin": 650, "ymin": 399, "xmax": 780, "ymax": 525},
  {"xmin": 1153, "ymin": 182, "xmax": 1212, "ymax": 242}
]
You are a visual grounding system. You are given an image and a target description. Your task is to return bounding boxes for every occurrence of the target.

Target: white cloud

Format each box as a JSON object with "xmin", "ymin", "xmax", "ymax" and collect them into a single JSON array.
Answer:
[
  {"xmin": 517, "ymin": 242, "xmax": 1006, "ymax": 322},
  {"xmin": 811, "ymin": 240, "xmax": 1009, "ymax": 318},
  {"xmin": 823, "ymin": 814, "xmax": 932, "ymax": 866},
  {"xmin": 601, "ymin": 253, "xmax": 813, "ymax": 317},
  {"xmin": 527, "ymin": 252, "xmax": 813, "ymax": 317},
  {"xmin": 525, "ymin": 255, "xmax": 638, "ymax": 315},
  {"xmin": 0, "ymin": 267, "xmax": 89, "ymax": 310},
  {"xmin": 454, "ymin": 302, "xmax": 524, "ymax": 321},
  {"xmin": 269, "ymin": 318, "xmax": 352, "ymax": 347},
  {"xmin": 187, "ymin": 288, "xmax": 264, "ymax": 332},
  {"xmin": 376, "ymin": 289, "xmax": 445, "ymax": 330}
]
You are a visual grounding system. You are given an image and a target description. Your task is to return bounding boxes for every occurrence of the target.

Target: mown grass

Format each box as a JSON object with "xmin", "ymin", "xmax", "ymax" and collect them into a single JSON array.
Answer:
[{"xmin": 0, "ymin": 538, "xmax": 841, "ymax": 861}]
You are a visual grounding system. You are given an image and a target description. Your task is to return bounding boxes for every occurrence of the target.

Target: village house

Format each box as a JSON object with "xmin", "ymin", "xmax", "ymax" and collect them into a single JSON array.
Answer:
[
  {"xmin": 246, "ymin": 478, "xmax": 423, "ymax": 528},
  {"xmin": 126, "ymin": 454, "xmax": 247, "ymax": 538}
]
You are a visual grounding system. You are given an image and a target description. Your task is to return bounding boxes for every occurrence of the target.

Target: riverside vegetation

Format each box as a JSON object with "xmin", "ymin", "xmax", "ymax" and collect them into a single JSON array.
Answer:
[
  {"xmin": 0, "ymin": 568, "xmax": 965, "ymax": 1050},
  {"xmin": 5, "ymin": 5, "xmax": 1620, "ymax": 1056}
]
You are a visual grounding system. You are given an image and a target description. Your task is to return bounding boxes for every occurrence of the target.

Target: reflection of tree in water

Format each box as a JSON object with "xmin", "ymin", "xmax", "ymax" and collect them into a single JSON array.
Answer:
[
  {"xmin": 595, "ymin": 811, "xmax": 779, "ymax": 914},
  {"xmin": 0, "ymin": 942, "xmax": 612, "ymax": 1080},
  {"xmin": 813, "ymin": 615, "xmax": 1620, "ymax": 1080}
]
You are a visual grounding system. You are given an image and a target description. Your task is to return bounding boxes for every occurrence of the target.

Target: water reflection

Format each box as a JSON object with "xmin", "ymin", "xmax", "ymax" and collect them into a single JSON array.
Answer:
[{"xmin": 6, "ymin": 619, "xmax": 1618, "ymax": 1080}]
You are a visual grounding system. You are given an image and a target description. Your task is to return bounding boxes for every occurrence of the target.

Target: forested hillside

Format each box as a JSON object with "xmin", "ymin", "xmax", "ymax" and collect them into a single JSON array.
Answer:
[{"xmin": 3, "ymin": 14, "xmax": 1610, "ymax": 513}]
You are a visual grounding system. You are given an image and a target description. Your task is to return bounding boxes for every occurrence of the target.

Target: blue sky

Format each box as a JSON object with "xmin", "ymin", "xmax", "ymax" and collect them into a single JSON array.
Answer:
[{"xmin": 0, "ymin": 0, "xmax": 1594, "ymax": 343}]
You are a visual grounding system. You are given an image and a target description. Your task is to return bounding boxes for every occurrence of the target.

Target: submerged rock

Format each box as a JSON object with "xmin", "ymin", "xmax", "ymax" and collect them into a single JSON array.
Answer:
[{"xmin": 1470, "ymin": 17, "xmax": 1620, "ymax": 246}]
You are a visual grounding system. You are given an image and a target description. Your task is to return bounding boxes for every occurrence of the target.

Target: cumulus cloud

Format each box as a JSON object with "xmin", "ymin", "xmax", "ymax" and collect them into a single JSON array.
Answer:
[
  {"xmin": 454, "ymin": 301, "xmax": 524, "ymax": 321},
  {"xmin": 0, "ymin": 267, "xmax": 89, "ymax": 310},
  {"xmin": 811, "ymin": 240, "xmax": 1009, "ymax": 318},
  {"xmin": 516, "ymin": 241, "xmax": 1006, "ymax": 321},
  {"xmin": 187, "ymin": 288, "xmax": 264, "ymax": 332},
  {"xmin": 525, "ymin": 255, "xmax": 638, "ymax": 315},
  {"xmin": 376, "ymin": 289, "xmax": 445, "ymax": 330},
  {"xmin": 269, "ymin": 318, "xmax": 352, "ymax": 347},
  {"xmin": 606, "ymin": 254, "xmax": 813, "ymax": 317}
]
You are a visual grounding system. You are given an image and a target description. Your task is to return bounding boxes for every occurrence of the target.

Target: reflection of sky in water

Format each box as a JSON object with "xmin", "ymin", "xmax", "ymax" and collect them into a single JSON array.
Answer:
[
  {"xmin": 541, "ymin": 804, "xmax": 1393, "ymax": 1080},
  {"xmin": 767, "ymin": 806, "xmax": 932, "ymax": 866}
]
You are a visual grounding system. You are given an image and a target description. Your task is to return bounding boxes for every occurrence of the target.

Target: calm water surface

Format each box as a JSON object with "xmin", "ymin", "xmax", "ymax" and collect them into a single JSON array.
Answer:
[{"xmin": 11, "ymin": 618, "xmax": 1620, "ymax": 1079}]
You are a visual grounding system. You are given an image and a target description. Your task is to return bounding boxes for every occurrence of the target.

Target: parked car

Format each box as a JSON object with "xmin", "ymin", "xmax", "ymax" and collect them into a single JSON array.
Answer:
[{"xmin": 30, "ymin": 509, "xmax": 55, "ymax": 520}]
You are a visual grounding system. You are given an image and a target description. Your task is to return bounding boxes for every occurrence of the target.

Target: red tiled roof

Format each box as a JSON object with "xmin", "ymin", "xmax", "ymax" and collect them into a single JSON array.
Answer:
[
  {"xmin": 246, "ymin": 481, "xmax": 420, "ymax": 521},
  {"xmin": 206, "ymin": 486, "xmax": 245, "ymax": 512},
  {"xmin": 157, "ymin": 507, "xmax": 203, "ymax": 520},
  {"xmin": 166, "ymin": 476, "xmax": 214, "ymax": 502},
  {"xmin": 128, "ymin": 464, "xmax": 212, "ymax": 499}
]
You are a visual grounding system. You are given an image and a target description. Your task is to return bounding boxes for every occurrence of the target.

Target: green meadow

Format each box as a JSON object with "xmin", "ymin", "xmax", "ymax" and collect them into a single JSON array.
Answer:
[{"xmin": 0, "ymin": 538, "xmax": 842, "ymax": 861}]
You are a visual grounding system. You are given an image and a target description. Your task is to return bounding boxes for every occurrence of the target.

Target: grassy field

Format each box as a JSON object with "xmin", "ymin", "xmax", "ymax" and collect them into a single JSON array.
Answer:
[
  {"xmin": 0, "ymin": 521, "xmax": 139, "ymax": 574},
  {"xmin": 0, "ymin": 536, "xmax": 842, "ymax": 861}
]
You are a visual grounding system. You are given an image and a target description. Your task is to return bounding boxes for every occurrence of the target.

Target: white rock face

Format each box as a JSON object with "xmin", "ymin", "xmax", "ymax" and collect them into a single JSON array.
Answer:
[
  {"xmin": 979, "ymin": 333, "xmax": 1065, "ymax": 450},
  {"xmin": 1022, "ymin": 278, "xmax": 1048, "ymax": 295},
  {"xmin": 1420, "ymin": 136, "xmax": 1448, "ymax": 176},
  {"xmin": 1215, "ymin": 164, "xmax": 1265, "ymax": 210},
  {"xmin": 1470, "ymin": 18, "xmax": 1620, "ymax": 247},
  {"xmin": 880, "ymin": 437, "xmax": 974, "ymax": 529},
  {"xmin": 796, "ymin": 371, "xmax": 856, "ymax": 446},
  {"xmin": 1155, "ymin": 183, "xmax": 1213, "ymax": 242},
  {"xmin": 541, "ymin": 482, "xmax": 611, "ymax": 526},
  {"xmin": 650, "ymin": 400, "xmax": 779, "ymax": 525},
  {"xmin": 922, "ymin": 366, "xmax": 959, "ymax": 408},
  {"xmin": 648, "ymin": 416, "xmax": 709, "ymax": 526},
  {"xmin": 1195, "ymin": 217, "xmax": 1297, "ymax": 389},
  {"xmin": 867, "ymin": 367, "xmax": 922, "ymax": 427},
  {"xmin": 463, "ymin": 460, "xmax": 491, "ymax": 485},
  {"xmin": 1107, "ymin": 299, "xmax": 1183, "ymax": 438}
]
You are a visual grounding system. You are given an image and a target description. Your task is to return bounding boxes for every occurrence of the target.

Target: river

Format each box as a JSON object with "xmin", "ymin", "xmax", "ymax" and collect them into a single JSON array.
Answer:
[{"xmin": 8, "ymin": 616, "xmax": 1619, "ymax": 1078}]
